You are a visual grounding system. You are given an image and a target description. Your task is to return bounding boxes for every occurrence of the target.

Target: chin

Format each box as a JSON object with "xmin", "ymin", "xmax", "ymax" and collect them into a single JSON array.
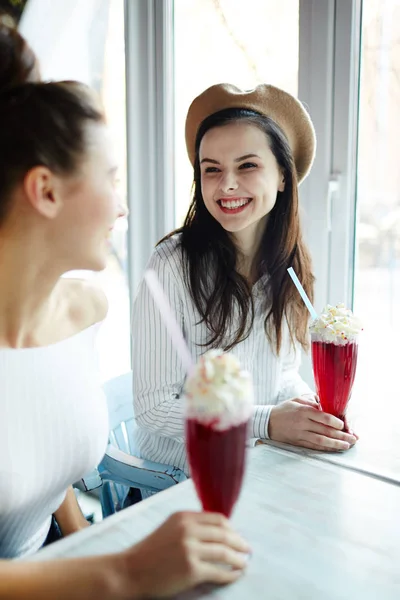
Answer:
[
  {"xmin": 90, "ymin": 257, "xmax": 108, "ymax": 272},
  {"xmin": 219, "ymin": 221, "xmax": 250, "ymax": 234},
  {"xmin": 73, "ymin": 255, "xmax": 108, "ymax": 272}
]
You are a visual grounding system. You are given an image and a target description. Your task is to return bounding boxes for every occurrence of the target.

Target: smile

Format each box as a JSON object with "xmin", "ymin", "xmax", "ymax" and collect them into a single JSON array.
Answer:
[{"xmin": 217, "ymin": 197, "xmax": 252, "ymax": 214}]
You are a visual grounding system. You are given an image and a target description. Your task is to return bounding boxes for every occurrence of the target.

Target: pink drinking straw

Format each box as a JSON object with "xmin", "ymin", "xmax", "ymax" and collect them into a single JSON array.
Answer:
[{"xmin": 144, "ymin": 269, "xmax": 194, "ymax": 374}]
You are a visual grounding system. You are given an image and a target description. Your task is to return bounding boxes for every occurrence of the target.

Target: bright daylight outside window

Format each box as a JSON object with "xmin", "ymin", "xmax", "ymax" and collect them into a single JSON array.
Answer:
[
  {"xmin": 95, "ymin": 0, "xmax": 131, "ymax": 381},
  {"xmin": 352, "ymin": 0, "xmax": 400, "ymax": 433},
  {"xmin": 174, "ymin": 0, "xmax": 299, "ymax": 227},
  {"xmin": 19, "ymin": 0, "xmax": 131, "ymax": 382}
]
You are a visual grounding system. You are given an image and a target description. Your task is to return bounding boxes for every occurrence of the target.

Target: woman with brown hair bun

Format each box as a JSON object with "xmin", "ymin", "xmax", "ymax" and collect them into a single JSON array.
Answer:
[
  {"xmin": 0, "ymin": 21, "xmax": 40, "ymax": 88},
  {"xmin": 0, "ymin": 25, "xmax": 249, "ymax": 599},
  {"xmin": 132, "ymin": 83, "xmax": 358, "ymax": 474}
]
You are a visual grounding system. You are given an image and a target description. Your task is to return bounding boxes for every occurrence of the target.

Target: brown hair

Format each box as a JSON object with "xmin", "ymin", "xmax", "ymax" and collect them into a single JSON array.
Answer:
[
  {"xmin": 0, "ymin": 25, "xmax": 105, "ymax": 226},
  {"xmin": 0, "ymin": 22, "xmax": 40, "ymax": 90},
  {"xmin": 165, "ymin": 108, "xmax": 314, "ymax": 354},
  {"xmin": 0, "ymin": 81, "xmax": 105, "ymax": 224}
]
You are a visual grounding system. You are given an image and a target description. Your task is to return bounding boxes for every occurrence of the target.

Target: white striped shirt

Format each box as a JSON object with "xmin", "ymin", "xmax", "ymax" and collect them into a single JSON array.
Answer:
[{"xmin": 132, "ymin": 235, "xmax": 311, "ymax": 474}]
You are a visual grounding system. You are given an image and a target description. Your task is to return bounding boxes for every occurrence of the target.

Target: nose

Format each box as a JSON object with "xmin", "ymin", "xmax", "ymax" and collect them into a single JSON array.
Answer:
[{"xmin": 220, "ymin": 170, "xmax": 238, "ymax": 193}]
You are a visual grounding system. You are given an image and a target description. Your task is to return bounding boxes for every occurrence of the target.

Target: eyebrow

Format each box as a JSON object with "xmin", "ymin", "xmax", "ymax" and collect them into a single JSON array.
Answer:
[
  {"xmin": 200, "ymin": 153, "xmax": 261, "ymax": 165},
  {"xmin": 234, "ymin": 153, "xmax": 261, "ymax": 162}
]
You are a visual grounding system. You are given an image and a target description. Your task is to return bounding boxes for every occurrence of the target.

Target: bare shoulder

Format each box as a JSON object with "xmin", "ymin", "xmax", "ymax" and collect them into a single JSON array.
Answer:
[{"xmin": 57, "ymin": 278, "xmax": 109, "ymax": 331}]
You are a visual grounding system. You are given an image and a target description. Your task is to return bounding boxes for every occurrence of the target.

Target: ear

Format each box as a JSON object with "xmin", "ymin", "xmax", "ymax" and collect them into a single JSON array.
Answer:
[
  {"xmin": 278, "ymin": 172, "xmax": 285, "ymax": 193},
  {"xmin": 23, "ymin": 166, "xmax": 64, "ymax": 219}
]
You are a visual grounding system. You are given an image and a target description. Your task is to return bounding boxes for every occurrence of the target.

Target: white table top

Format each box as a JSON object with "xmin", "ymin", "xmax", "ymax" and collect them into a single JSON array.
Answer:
[
  {"xmin": 260, "ymin": 417, "xmax": 400, "ymax": 485},
  {"xmin": 34, "ymin": 445, "xmax": 400, "ymax": 599}
]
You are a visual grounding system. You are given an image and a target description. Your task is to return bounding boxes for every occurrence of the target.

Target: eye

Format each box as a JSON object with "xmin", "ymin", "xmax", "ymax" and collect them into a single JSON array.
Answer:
[
  {"xmin": 238, "ymin": 162, "xmax": 257, "ymax": 170},
  {"xmin": 204, "ymin": 166, "xmax": 221, "ymax": 173}
]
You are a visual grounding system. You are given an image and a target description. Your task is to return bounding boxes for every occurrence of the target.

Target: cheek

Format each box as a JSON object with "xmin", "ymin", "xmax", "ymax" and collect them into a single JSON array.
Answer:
[
  {"xmin": 200, "ymin": 178, "xmax": 216, "ymax": 206},
  {"xmin": 254, "ymin": 175, "xmax": 280, "ymax": 199},
  {"xmin": 90, "ymin": 190, "xmax": 116, "ymax": 220}
]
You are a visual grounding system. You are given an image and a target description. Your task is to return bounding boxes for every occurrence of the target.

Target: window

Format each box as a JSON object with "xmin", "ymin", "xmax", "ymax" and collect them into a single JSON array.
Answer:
[
  {"xmin": 173, "ymin": 0, "xmax": 299, "ymax": 226},
  {"xmin": 20, "ymin": 0, "xmax": 131, "ymax": 381},
  {"xmin": 94, "ymin": 0, "xmax": 130, "ymax": 382},
  {"xmin": 352, "ymin": 0, "xmax": 400, "ymax": 426}
]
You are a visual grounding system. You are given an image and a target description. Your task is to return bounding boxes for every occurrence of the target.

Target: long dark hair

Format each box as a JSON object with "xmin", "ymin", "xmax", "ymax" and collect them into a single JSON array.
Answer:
[{"xmin": 164, "ymin": 108, "xmax": 314, "ymax": 354}]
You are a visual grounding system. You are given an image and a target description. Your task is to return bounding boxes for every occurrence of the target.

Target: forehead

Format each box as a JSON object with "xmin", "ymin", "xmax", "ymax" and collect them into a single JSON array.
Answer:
[
  {"xmin": 199, "ymin": 122, "xmax": 270, "ymax": 159},
  {"xmin": 84, "ymin": 123, "xmax": 117, "ymax": 167}
]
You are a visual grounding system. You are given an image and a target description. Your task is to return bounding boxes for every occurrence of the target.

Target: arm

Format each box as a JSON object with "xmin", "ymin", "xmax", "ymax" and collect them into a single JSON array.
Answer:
[
  {"xmin": 0, "ymin": 554, "xmax": 131, "ymax": 600},
  {"xmin": 132, "ymin": 246, "xmax": 187, "ymax": 440},
  {"xmin": 251, "ymin": 338, "xmax": 313, "ymax": 441},
  {"xmin": 53, "ymin": 486, "xmax": 90, "ymax": 537},
  {"xmin": 0, "ymin": 513, "xmax": 248, "ymax": 600}
]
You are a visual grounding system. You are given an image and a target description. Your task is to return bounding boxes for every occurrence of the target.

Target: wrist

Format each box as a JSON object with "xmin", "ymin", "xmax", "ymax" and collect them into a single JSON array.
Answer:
[
  {"xmin": 112, "ymin": 549, "xmax": 146, "ymax": 600},
  {"xmin": 267, "ymin": 406, "xmax": 277, "ymax": 439}
]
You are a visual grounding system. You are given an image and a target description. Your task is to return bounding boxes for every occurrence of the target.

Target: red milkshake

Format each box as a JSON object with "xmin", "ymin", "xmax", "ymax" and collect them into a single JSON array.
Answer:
[
  {"xmin": 184, "ymin": 350, "xmax": 253, "ymax": 517},
  {"xmin": 310, "ymin": 303, "xmax": 362, "ymax": 423}
]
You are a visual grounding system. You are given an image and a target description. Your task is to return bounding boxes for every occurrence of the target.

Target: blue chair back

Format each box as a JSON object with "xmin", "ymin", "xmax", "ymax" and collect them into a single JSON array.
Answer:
[
  {"xmin": 103, "ymin": 372, "xmax": 137, "ymax": 456},
  {"xmin": 97, "ymin": 371, "xmax": 187, "ymax": 516}
]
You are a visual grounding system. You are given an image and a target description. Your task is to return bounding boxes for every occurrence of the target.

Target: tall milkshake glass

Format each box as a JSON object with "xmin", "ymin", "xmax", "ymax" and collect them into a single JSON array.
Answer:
[
  {"xmin": 184, "ymin": 350, "xmax": 253, "ymax": 517},
  {"xmin": 310, "ymin": 304, "xmax": 362, "ymax": 426}
]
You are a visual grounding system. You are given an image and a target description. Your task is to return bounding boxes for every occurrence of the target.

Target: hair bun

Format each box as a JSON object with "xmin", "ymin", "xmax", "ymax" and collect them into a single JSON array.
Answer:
[{"xmin": 0, "ymin": 22, "xmax": 40, "ymax": 95}]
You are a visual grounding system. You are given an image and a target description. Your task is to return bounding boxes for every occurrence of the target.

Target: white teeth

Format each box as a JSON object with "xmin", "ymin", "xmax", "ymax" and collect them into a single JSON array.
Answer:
[{"xmin": 220, "ymin": 198, "xmax": 250, "ymax": 209}]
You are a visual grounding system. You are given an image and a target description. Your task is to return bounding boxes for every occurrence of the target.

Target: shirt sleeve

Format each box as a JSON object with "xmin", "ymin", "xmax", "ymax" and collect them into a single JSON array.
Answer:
[
  {"xmin": 251, "ymin": 405, "xmax": 273, "ymax": 440},
  {"xmin": 132, "ymin": 245, "xmax": 187, "ymax": 442}
]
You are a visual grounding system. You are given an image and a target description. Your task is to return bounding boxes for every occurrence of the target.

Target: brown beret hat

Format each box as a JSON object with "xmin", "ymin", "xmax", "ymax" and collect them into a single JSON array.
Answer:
[{"xmin": 185, "ymin": 83, "xmax": 316, "ymax": 183}]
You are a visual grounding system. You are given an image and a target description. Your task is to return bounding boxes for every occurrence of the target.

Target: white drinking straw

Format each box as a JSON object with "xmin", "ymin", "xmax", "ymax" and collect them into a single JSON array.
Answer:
[
  {"xmin": 287, "ymin": 267, "xmax": 318, "ymax": 321},
  {"xmin": 144, "ymin": 269, "xmax": 194, "ymax": 374}
]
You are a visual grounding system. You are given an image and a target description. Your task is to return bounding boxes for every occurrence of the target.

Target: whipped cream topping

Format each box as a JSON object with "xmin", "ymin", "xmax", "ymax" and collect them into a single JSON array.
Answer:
[
  {"xmin": 184, "ymin": 349, "xmax": 253, "ymax": 430},
  {"xmin": 310, "ymin": 303, "xmax": 363, "ymax": 345}
]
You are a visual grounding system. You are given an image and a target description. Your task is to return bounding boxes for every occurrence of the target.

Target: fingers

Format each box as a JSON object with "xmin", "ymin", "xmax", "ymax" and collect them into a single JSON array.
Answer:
[
  {"xmin": 293, "ymin": 396, "xmax": 320, "ymax": 408},
  {"xmin": 198, "ymin": 562, "xmax": 244, "ymax": 585},
  {"xmin": 343, "ymin": 415, "xmax": 359, "ymax": 439},
  {"xmin": 298, "ymin": 433, "xmax": 351, "ymax": 451},
  {"xmin": 194, "ymin": 524, "xmax": 250, "ymax": 553},
  {"xmin": 196, "ymin": 512, "xmax": 231, "ymax": 527},
  {"xmin": 296, "ymin": 439, "xmax": 345, "ymax": 452},
  {"xmin": 171, "ymin": 512, "xmax": 248, "ymax": 588},
  {"xmin": 307, "ymin": 421, "xmax": 357, "ymax": 446},
  {"xmin": 171, "ymin": 511, "xmax": 229, "ymax": 530},
  {"xmin": 197, "ymin": 542, "xmax": 248, "ymax": 570},
  {"xmin": 170, "ymin": 511, "xmax": 251, "ymax": 554},
  {"xmin": 308, "ymin": 409, "xmax": 346, "ymax": 430}
]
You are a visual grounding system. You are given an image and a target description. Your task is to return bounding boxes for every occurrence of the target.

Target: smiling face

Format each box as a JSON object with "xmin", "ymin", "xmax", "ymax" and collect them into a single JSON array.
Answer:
[
  {"xmin": 52, "ymin": 124, "xmax": 126, "ymax": 272},
  {"xmin": 199, "ymin": 122, "xmax": 285, "ymax": 242}
]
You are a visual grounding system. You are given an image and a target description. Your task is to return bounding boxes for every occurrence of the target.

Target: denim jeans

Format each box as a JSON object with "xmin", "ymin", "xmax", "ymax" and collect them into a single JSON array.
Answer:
[{"xmin": 42, "ymin": 516, "xmax": 62, "ymax": 547}]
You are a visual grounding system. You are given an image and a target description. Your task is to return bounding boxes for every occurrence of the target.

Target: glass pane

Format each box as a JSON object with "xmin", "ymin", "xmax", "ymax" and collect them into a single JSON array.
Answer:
[
  {"xmin": 353, "ymin": 0, "xmax": 400, "ymax": 431},
  {"xmin": 173, "ymin": 0, "xmax": 299, "ymax": 227},
  {"xmin": 20, "ymin": 0, "xmax": 130, "ymax": 381},
  {"xmin": 95, "ymin": 0, "xmax": 131, "ymax": 382}
]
